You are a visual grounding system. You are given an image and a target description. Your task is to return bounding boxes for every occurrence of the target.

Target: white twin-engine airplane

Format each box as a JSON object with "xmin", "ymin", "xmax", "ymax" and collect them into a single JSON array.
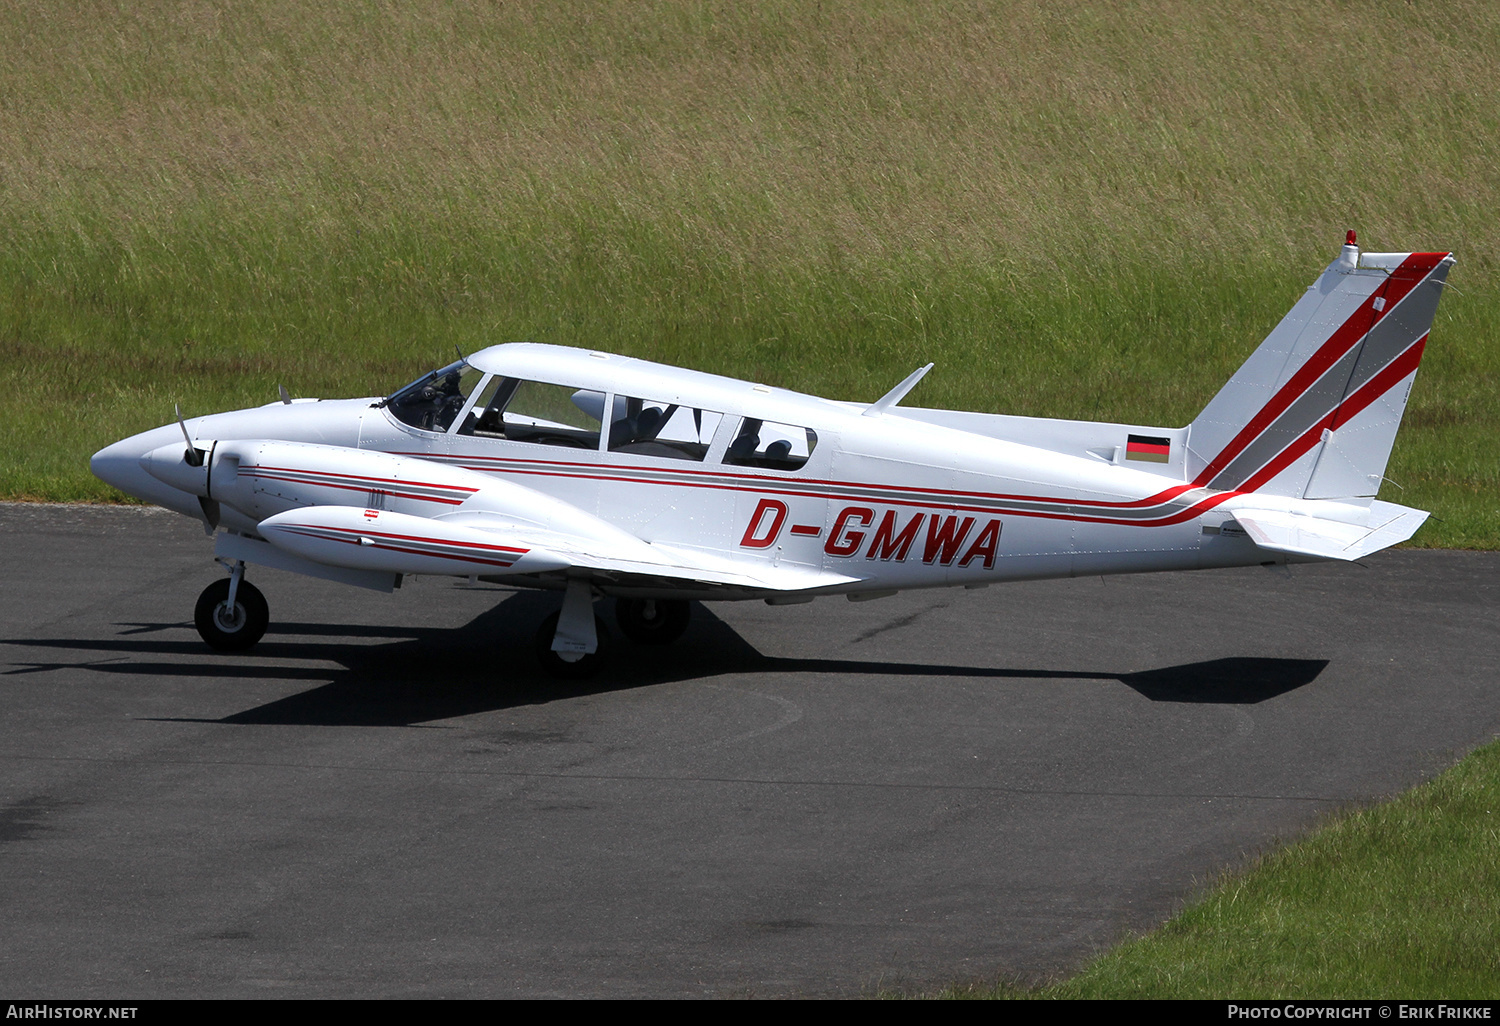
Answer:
[{"xmin": 92, "ymin": 235, "xmax": 1452, "ymax": 674}]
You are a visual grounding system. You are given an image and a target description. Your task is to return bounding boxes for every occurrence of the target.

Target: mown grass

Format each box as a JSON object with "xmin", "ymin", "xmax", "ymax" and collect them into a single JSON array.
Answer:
[
  {"xmin": 1, "ymin": 1, "xmax": 1497, "ymax": 539},
  {"xmin": 940, "ymin": 738, "xmax": 1500, "ymax": 999}
]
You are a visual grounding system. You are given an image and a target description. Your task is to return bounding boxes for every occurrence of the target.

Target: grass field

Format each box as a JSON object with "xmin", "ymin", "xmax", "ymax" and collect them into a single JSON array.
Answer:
[
  {"xmin": 941, "ymin": 737, "xmax": 1500, "ymax": 999},
  {"xmin": 2, "ymin": 1, "xmax": 1496, "ymax": 542}
]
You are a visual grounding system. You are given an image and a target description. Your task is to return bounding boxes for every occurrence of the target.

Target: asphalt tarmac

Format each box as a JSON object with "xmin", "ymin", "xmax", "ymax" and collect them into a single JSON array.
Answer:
[{"xmin": 2, "ymin": 503, "xmax": 1497, "ymax": 998}]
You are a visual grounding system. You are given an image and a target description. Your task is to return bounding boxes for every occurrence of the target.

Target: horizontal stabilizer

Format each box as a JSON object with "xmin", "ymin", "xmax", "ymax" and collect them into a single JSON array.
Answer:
[{"xmin": 1232, "ymin": 500, "xmax": 1429, "ymax": 561}]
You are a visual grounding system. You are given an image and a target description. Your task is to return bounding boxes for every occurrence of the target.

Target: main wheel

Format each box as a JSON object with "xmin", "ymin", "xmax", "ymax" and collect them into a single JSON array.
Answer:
[
  {"xmin": 534, "ymin": 611, "xmax": 610, "ymax": 679},
  {"xmin": 194, "ymin": 578, "xmax": 269, "ymax": 652},
  {"xmin": 615, "ymin": 598, "xmax": 691, "ymax": 646}
]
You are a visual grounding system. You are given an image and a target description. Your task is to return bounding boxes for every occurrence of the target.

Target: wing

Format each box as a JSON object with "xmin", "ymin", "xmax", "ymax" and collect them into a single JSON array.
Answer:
[
  {"xmin": 256, "ymin": 505, "xmax": 860, "ymax": 594},
  {"xmin": 201, "ymin": 439, "xmax": 859, "ymax": 597}
]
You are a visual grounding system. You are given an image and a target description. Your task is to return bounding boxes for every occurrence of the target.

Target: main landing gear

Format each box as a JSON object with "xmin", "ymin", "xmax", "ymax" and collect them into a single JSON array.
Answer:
[
  {"xmin": 194, "ymin": 561, "xmax": 269, "ymax": 651},
  {"xmin": 533, "ymin": 610, "xmax": 611, "ymax": 679},
  {"xmin": 532, "ymin": 591, "xmax": 694, "ymax": 678},
  {"xmin": 614, "ymin": 598, "xmax": 690, "ymax": 646}
]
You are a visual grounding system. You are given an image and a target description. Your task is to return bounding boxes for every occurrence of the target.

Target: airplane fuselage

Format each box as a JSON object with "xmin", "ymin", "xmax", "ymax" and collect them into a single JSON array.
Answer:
[{"xmin": 95, "ymin": 348, "xmax": 1286, "ymax": 604}]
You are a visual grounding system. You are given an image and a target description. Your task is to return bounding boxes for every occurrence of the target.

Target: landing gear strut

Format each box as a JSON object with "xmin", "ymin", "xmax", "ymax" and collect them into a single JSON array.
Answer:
[
  {"xmin": 194, "ymin": 562, "xmax": 269, "ymax": 651},
  {"xmin": 534, "ymin": 611, "xmax": 610, "ymax": 679},
  {"xmin": 535, "ymin": 579, "xmax": 608, "ymax": 678},
  {"xmin": 615, "ymin": 598, "xmax": 691, "ymax": 645}
]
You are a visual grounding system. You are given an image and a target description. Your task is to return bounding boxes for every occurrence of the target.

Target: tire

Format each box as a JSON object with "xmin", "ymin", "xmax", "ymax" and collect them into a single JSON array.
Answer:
[
  {"xmin": 194, "ymin": 578, "xmax": 269, "ymax": 652},
  {"xmin": 615, "ymin": 598, "xmax": 690, "ymax": 646},
  {"xmin": 534, "ymin": 611, "xmax": 610, "ymax": 679}
]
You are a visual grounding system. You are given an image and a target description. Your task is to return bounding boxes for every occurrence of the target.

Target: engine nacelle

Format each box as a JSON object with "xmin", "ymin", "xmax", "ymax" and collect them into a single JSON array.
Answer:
[
  {"xmin": 258, "ymin": 506, "xmax": 573, "ymax": 577},
  {"xmin": 194, "ymin": 440, "xmax": 480, "ymax": 523}
]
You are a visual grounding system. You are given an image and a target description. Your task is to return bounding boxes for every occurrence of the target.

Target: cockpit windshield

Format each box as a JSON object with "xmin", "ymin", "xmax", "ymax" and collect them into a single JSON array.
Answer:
[{"xmin": 383, "ymin": 359, "xmax": 484, "ymax": 432}]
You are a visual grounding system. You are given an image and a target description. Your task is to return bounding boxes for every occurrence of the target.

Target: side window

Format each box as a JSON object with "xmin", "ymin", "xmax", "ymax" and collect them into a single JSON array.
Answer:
[
  {"xmin": 469, "ymin": 379, "xmax": 606, "ymax": 450},
  {"xmin": 455, "ymin": 376, "xmax": 514, "ymax": 437},
  {"xmin": 724, "ymin": 418, "xmax": 818, "ymax": 471},
  {"xmin": 386, "ymin": 360, "xmax": 485, "ymax": 433},
  {"xmin": 607, "ymin": 395, "xmax": 724, "ymax": 462}
]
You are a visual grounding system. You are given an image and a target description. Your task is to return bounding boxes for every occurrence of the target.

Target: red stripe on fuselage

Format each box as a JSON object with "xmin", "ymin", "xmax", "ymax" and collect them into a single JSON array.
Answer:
[
  {"xmin": 245, "ymin": 465, "xmax": 478, "ymax": 494},
  {"xmin": 241, "ymin": 465, "xmax": 476, "ymax": 505},
  {"xmin": 246, "ymin": 473, "xmax": 467, "ymax": 505},
  {"xmin": 432, "ymin": 457, "xmax": 1228, "ymax": 528},
  {"xmin": 391, "ymin": 451, "xmax": 1201, "ymax": 513}
]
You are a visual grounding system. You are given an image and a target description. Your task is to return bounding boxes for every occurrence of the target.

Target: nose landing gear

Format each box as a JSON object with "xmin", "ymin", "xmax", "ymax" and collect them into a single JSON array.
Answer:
[{"xmin": 194, "ymin": 561, "xmax": 269, "ymax": 651}]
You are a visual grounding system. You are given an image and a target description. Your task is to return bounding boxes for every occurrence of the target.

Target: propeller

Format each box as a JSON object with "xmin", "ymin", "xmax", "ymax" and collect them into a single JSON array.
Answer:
[
  {"xmin": 176, "ymin": 404, "xmax": 204, "ymax": 467},
  {"xmin": 173, "ymin": 404, "xmax": 220, "ymax": 534},
  {"xmin": 197, "ymin": 496, "xmax": 222, "ymax": 533}
]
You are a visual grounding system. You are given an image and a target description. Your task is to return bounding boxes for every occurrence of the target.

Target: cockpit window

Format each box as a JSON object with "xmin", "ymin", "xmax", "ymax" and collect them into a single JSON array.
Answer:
[
  {"xmin": 385, "ymin": 359, "xmax": 484, "ymax": 433},
  {"xmin": 458, "ymin": 377, "xmax": 605, "ymax": 449},
  {"xmin": 607, "ymin": 395, "xmax": 724, "ymax": 461},
  {"xmin": 723, "ymin": 418, "xmax": 818, "ymax": 471},
  {"xmin": 455, "ymin": 375, "xmax": 512, "ymax": 436}
]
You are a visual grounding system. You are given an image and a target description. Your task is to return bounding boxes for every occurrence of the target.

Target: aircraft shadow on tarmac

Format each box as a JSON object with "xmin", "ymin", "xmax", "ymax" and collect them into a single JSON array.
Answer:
[{"xmin": 5, "ymin": 590, "xmax": 1327, "ymax": 727}]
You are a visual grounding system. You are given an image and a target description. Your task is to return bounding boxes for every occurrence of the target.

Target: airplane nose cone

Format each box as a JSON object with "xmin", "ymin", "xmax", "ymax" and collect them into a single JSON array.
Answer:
[
  {"xmin": 89, "ymin": 424, "xmax": 210, "ymax": 518},
  {"xmin": 91, "ymin": 436, "xmax": 156, "ymax": 495}
]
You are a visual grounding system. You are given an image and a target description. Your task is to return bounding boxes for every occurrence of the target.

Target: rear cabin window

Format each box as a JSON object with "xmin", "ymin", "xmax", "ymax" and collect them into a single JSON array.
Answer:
[
  {"xmin": 607, "ymin": 395, "xmax": 724, "ymax": 462},
  {"xmin": 723, "ymin": 418, "xmax": 818, "ymax": 471}
]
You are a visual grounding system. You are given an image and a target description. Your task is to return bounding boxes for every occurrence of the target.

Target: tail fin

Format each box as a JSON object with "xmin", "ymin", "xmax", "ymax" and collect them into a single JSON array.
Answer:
[{"xmin": 1187, "ymin": 237, "xmax": 1453, "ymax": 500}]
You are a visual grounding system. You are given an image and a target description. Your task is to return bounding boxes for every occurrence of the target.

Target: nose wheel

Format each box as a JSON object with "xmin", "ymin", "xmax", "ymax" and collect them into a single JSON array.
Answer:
[{"xmin": 194, "ymin": 573, "xmax": 269, "ymax": 651}]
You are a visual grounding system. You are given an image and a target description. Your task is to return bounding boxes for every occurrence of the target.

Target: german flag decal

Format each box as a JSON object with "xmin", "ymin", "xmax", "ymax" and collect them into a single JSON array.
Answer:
[{"xmin": 1126, "ymin": 434, "xmax": 1171, "ymax": 463}]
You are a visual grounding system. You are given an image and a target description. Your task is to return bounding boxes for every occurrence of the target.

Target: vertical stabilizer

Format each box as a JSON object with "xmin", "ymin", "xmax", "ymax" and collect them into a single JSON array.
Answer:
[{"xmin": 1186, "ymin": 237, "xmax": 1452, "ymax": 499}]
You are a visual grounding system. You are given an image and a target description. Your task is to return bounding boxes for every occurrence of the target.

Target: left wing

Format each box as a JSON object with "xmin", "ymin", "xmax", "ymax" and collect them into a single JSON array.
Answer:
[
  {"xmin": 257, "ymin": 505, "xmax": 859, "ymax": 593},
  {"xmin": 189, "ymin": 439, "xmax": 859, "ymax": 596}
]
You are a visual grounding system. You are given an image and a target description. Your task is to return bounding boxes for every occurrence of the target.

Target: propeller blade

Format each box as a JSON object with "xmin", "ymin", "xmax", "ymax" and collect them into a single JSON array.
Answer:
[
  {"xmin": 197, "ymin": 496, "xmax": 221, "ymax": 536},
  {"xmin": 175, "ymin": 404, "xmax": 204, "ymax": 467}
]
